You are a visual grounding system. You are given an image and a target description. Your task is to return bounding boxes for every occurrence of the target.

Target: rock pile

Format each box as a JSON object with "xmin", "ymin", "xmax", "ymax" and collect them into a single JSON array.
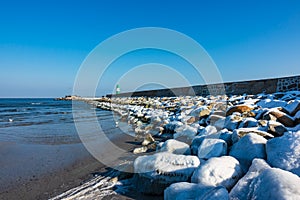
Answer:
[{"xmin": 96, "ymin": 91, "xmax": 300, "ymax": 199}]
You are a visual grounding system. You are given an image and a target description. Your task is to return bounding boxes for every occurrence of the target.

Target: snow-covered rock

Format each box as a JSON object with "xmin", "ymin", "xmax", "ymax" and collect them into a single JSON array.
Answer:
[
  {"xmin": 238, "ymin": 117, "xmax": 258, "ymax": 128},
  {"xmin": 229, "ymin": 133, "xmax": 267, "ymax": 173},
  {"xmin": 267, "ymin": 120, "xmax": 287, "ymax": 136},
  {"xmin": 164, "ymin": 121, "xmax": 183, "ymax": 133},
  {"xmin": 134, "ymin": 152, "xmax": 200, "ymax": 194},
  {"xmin": 263, "ymin": 108, "xmax": 294, "ymax": 127},
  {"xmin": 284, "ymin": 99, "xmax": 300, "ymax": 116},
  {"xmin": 174, "ymin": 124, "xmax": 198, "ymax": 140},
  {"xmin": 141, "ymin": 133, "xmax": 155, "ymax": 146},
  {"xmin": 224, "ymin": 115, "xmax": 241, "ymax": 131},
  {"xmin": 198, "ymin": 125, "xmax": 218, "ymax": 136},
  {"xmin": 160, "ymin": 139, "xmax": 191, "ymax": 155},
  {"xmin": 257, "ymin": 99, "xmax": 287, "ymax": 109},
  {"xmin": 191, "ymin": 156, "xmax": 243, "ymax": 190},
  {"xmin": 190, "ymin": 106, "xmax": 211, "ymax": 117},
  {"xmin": 266, "ymin": 131, "xmax": 300, "ymax": 176},
  {"xmin": 198, "ymin": 138, "xmax": 227, "ymax": 159},
  {"xmin": 248, "ymin": 168, "xmax": 300, "ymax": 199},
  {"xmin": 190, "ymin": 135, "xmax": 206, "ymax": 155},
  {"xmin": 229, "ymin": 159, "xmax": 271, "ymax": 200},
  {"xmin": 164, "ymin": 182, "xmax": 229, "ymax": 200},
  {"xmin": 231, "ymin": 128, "xmax": 273, "ymax": 144}
]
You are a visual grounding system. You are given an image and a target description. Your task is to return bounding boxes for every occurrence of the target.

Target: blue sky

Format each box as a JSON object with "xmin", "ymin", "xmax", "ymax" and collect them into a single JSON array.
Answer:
[{"xmin": 0, "ymin": 0, "xmax": 300, "ymax": 97}]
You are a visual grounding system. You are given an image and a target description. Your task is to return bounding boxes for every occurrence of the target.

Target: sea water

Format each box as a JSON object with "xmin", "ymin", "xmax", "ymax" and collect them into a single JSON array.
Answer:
[{"xmin": 0, "ymin": 98, "xmax": 125, "ymax": 145}]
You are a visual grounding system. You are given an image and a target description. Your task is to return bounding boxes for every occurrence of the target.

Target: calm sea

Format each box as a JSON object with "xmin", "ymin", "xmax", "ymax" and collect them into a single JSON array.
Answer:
[{"xmin": 0, "ymin": 98, "xmax": 121, "ymax": 145}]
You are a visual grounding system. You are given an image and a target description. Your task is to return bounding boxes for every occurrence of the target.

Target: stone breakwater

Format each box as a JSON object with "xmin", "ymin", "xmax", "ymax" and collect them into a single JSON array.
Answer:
[
  {"xmin": 53, "ymin": 91, "xmax": 300, "ymax": 199},
  {"xmin": 108, "ymin": 75, "xmax": 300, "ymax": 97},
  {"xmin": 95, "ymin": 90, "xmax": 300, "ymax": 199}
]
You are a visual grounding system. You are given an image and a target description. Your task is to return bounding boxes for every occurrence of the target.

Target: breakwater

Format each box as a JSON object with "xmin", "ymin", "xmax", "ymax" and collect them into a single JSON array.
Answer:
[{"xmin": 108, "ymin": 75, "xmax": 300, "ymax": 97}]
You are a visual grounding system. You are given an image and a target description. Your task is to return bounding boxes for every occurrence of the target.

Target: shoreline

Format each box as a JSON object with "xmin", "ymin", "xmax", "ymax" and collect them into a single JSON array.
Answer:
[{"xmin": 0, "ymin": 131, "xmax": 142, "ymax": 200}]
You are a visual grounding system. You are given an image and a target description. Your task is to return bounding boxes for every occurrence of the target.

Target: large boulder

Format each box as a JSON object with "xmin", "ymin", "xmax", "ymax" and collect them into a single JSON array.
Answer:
[
  {"xmin": 266, "ymin": 131, "xmax": 300, "ymax": 176},
  {"xmin": 160, "ymin": 139, "xmax": 191, "ymax": 155},
  {"xmin": 164, "ymin": 182, "xmax": 229, "ymax": 200},
  {"xmin": 248, "ymin": 168, "xmax": 300, "ymax": 199},
  {"xmin": 198, "ymin": 138, "xmax": 227, "ymax": 159},
  {"xmin": 134, "ymin": 152, "xmax": 200, "ymax": 195},
  {"xmin": 229, "ymin": 133, "xmax": 267, "ymax": 173},
  {"xmin": 191, "ymin": 156, "xmax": 243, "ymax": 190},
  {"xmin": 229, "ymin": 159, "xmax": 271, "ymax": 200}
]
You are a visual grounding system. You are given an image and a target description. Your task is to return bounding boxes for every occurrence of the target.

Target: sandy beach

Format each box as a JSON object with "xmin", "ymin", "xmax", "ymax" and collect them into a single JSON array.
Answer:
[{"xmin": 0, "ymin": 127, "xmax": 144, "ymax": 200}]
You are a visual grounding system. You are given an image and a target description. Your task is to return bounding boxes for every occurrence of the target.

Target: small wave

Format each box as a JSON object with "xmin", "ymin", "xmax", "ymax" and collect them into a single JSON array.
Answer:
[{"xmin": 31, "ymin": 102, "xmax": 41, "ymax": 105}]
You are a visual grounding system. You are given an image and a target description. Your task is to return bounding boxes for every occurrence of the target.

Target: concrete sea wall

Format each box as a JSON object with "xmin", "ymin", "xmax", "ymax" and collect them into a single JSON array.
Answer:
[{"xmin": 109, "ymin": 75, "xmax": 300, "ymax": 97}]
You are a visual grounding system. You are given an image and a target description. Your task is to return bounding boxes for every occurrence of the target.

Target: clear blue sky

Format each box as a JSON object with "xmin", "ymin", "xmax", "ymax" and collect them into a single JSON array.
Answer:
[{"xmin": 0, "ymin": 0, "xmax": 300, "ymax": 97}]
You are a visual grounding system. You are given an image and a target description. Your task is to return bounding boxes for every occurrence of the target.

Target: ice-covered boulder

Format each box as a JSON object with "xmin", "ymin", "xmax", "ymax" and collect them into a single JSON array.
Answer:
[
  {"xmin": 160, "ymin": 139, "xmax": 191, "ymax": 155},
  {"xmin": 229, "ymin": 159, "xmax": 271, "ymax": 200},
  {"xmin": 229, "ymin": 133, "xmax": 267, "ymax": 173},
  {"xmin": 134, "ymin": 152, "xmax": 200, "ymax": 195},
  {"xmin": 198, "ymin": 138, "xmax": 227, "ymax": 159},
  {"xmin": 191, "ymin": 156, "xmax": 243, "ymax": 190},
  {"xmin": 164, "ymin": 182, "xmax": 229, "ymax": 200},
  {"xmin": 248, "ymin": 168, "xmax": 300, "ymax": 199},
  {"xmin": 266, "ymin": 131, "xmax": 300, "ymax": 176}
]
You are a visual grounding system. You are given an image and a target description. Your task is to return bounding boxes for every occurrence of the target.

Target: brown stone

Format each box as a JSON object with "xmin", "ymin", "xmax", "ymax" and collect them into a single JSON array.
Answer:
[
  {"xmin": 226, "ymin": 105, "xmax": 253, "ymax": 116},
  {"xmin": 264, "ymin": 109, "xmax": 294, "ymax": 127},
  {"xmin": 187, "ymin": 116, "xmax": 198, "ymax": 124}
]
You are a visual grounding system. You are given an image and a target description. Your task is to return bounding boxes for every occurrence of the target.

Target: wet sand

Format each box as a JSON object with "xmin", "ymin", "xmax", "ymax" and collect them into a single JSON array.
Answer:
[{"xmin": 0, "ymin": 132, "xmax": 141, "ymax": 200}]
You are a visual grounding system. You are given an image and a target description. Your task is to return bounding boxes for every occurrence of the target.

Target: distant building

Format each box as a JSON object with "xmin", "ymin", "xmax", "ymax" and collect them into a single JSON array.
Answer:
[{"xmin": 116, "ymin": 84, "xmax": 120, "ymax": 94}]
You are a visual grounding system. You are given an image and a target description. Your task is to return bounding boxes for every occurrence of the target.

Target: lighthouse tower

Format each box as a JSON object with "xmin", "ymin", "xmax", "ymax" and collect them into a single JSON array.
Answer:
[{"xmin": 116, "ymin": 84, "xmax": 120, "ymax": 95}]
